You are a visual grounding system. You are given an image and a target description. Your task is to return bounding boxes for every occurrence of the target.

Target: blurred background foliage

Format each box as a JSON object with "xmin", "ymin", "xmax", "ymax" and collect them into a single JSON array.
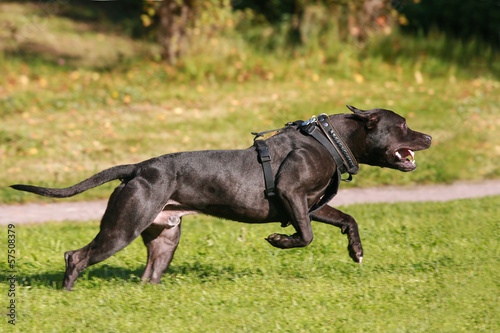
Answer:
[
  {"xmin": 6, "ymin": 0, "xmax": 498, "ymax": 72},
  {"xmin": 55, "ymin": 0, "xmax": 500, "ymax": 49},
  {"xmin": 398, "ymin": 0, "xmax": 500, "ymax": 46}
]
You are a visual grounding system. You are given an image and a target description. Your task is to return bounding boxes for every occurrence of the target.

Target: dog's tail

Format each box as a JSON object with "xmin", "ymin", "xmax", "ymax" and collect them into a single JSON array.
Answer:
[{"xmin": 10, "ymin": 164, "xmax": 136, "ymax": 198}]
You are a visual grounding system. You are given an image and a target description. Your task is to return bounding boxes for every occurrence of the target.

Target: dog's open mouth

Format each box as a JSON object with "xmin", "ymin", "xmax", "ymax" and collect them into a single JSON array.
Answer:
[{"xmin": 395, "ymin": 148, "xmax": 416, "ymax": 171}]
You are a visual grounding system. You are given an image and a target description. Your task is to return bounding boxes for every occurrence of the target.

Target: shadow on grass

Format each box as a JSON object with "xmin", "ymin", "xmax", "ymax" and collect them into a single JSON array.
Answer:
[
  {"xmin": 2, "ymin": 265, "xmax": 144, "ymax": 289},
  {"xmin": 4, "ymin": 261, "xmax": 261, "ymax": 289}
]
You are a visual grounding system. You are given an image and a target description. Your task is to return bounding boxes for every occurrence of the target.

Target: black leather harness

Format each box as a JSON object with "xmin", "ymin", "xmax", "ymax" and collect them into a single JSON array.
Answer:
[
  {"xmin": 300, "ymin": 114, "xmax": 359, "ymax": 179},
  {"xmin": 252, "ymin": 113, "xmax": 359, "ymax": 206},
  {"xmin": 253, "ymin": 139, "xmax": 277, "ymax": 198}
]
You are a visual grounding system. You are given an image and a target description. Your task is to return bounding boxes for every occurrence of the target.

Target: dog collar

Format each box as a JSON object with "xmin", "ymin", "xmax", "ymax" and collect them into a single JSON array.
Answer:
[{"xmin": 299, "ymin": 114, "xmax": 359, "ymax": 182}]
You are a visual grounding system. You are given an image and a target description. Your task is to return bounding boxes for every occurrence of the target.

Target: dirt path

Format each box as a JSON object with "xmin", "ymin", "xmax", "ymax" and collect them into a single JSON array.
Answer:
[{"xmin": 2, "ymin": 179, "xmax": 500, "ymax": 225}]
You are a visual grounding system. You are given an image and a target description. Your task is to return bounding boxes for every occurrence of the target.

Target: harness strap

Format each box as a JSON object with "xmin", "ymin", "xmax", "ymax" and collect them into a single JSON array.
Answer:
[
  {"xmin": 300, "ymin": 115, "xmax": 358, "ymax": 182},
  {"xmin": 309, "ymin": 169, "xmax": 341, "ymax": 213},
  {"xmin": 317, "ymin": 114, "xmax": 359, "ymax": 175},
  {"xmin": 300, "ymin": 124, "xmax": 347, "ymax": 173},
  {"xmin": 254, "ymin": 139, "xmax": 277, "ymax": 198},
  {"xmin": 251, "ymin": 127, "xmax": 283, "ymax": 139},
  {"xmin": 252, "ymin": 113, "xmax": 359, "ymax": 201}
]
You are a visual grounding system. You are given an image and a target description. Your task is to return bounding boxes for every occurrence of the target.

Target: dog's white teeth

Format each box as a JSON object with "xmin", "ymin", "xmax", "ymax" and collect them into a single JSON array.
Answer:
[
  {"xmin": 396, "ymin": 149, "xmax": 416, "ymax": 165},
  {"xmin": 408, "ymin": 150, "xmax": 415, "ymax": 164}
]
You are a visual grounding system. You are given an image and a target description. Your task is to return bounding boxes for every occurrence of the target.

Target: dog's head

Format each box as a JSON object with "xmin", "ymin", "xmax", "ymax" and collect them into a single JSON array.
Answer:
[{"xmin": 346, "ymin": 105, "xmax": 432, "ymax": 172}]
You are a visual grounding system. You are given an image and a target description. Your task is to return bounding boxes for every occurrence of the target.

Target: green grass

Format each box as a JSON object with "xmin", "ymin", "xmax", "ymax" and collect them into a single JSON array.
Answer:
[
  {"xmin": 1, "ymin": 2, "xmax": 500, "ymax": 203},
  {"xmin": 1, "ymin": 196, "xmax": 499, "ymax": 332}
]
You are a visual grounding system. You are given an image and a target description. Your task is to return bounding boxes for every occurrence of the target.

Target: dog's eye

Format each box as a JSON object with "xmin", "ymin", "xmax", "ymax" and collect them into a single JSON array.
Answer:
[{"xmin": 402, "ymin": 122, "xmax": 408, "ymax": 132}]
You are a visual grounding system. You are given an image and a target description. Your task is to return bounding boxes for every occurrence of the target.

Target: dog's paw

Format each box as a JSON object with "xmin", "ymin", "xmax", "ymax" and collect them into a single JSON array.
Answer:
[
  {"xmin": 348, "ymin": 241, "xmax": 363, "ymax": 264},
  {"xmin": 265, "ymin": 233, "xmax": 292, "ymax": 249}
]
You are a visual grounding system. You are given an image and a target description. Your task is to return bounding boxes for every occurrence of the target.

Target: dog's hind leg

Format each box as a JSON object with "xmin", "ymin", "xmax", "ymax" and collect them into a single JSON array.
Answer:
[
  {"xmin": 140, "ymin": 221, "xmax": 181, "ymax": 284},
  {"xmin": 310, "ymin": 205, "xmax": 363, "ymax": 263},
  {"xmin": 63, "ymin": 177, "xmax": 170, "ymax": 291}
]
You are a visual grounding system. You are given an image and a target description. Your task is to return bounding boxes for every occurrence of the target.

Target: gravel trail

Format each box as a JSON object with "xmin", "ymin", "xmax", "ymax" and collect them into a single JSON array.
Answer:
[{"xmin": 1, "ymin": 179, "xmax": 500, "ymax": 225}]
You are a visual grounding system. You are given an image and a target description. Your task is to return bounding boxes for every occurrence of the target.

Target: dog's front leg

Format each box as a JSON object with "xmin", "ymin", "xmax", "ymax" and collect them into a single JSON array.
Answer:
[
  {"xmin": 266, "ymin": 190, "xmax": 314, "ymax": 249},
  {"xmin": 311, "ymin": 205, "xmax": 363, "ymax": 263}
]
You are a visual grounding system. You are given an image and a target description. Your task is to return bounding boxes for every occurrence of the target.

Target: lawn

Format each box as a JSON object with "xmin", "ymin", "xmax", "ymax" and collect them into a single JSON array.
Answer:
[{"xmin": 1, "ymin": 196, "xmax": 498, "ymax": 332}]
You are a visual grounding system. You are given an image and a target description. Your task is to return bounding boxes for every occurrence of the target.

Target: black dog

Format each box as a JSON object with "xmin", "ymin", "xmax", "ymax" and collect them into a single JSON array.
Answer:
[{"xmin": 11, "ymin": 105, "xmax": 431, "ymax": 290}]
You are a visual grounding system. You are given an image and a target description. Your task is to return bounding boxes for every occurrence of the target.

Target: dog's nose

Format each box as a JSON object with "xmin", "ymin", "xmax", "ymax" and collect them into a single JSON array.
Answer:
[{"xmin": 424, "ymin": 134, "xmax": 432, "ymax": 143}]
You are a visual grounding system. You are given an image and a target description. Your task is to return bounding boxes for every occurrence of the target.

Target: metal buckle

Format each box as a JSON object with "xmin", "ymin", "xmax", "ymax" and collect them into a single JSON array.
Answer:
[
  {"xmin": 264, "ymin": 188, "xmax": 276, "ymax": 197},
  {"xmin": 260, "ymin": 155, "xmax": 271, "ymax": 163},
  {"xmin": 301, "ymin": 115, "xmax": 317, "ymax": 126},
  {"xmin": 341, "ymin": 173, "xmax": 353, "ymax": 182}
]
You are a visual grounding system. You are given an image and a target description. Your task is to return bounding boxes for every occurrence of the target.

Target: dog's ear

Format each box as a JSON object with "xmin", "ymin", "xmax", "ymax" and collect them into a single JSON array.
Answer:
[{"xmin": 346, "ymin": 105, "xmax": 379, "ymax": 129}]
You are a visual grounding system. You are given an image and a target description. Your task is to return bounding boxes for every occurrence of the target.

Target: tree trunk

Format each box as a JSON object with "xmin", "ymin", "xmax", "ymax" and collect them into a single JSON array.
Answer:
[
  {"xmin": 157, "ymin": 0, "xmax": 194, "ymax": 64},
  {"xmin": 347, "ymin": 0, "xmax": 394, "ymax": 41}
]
